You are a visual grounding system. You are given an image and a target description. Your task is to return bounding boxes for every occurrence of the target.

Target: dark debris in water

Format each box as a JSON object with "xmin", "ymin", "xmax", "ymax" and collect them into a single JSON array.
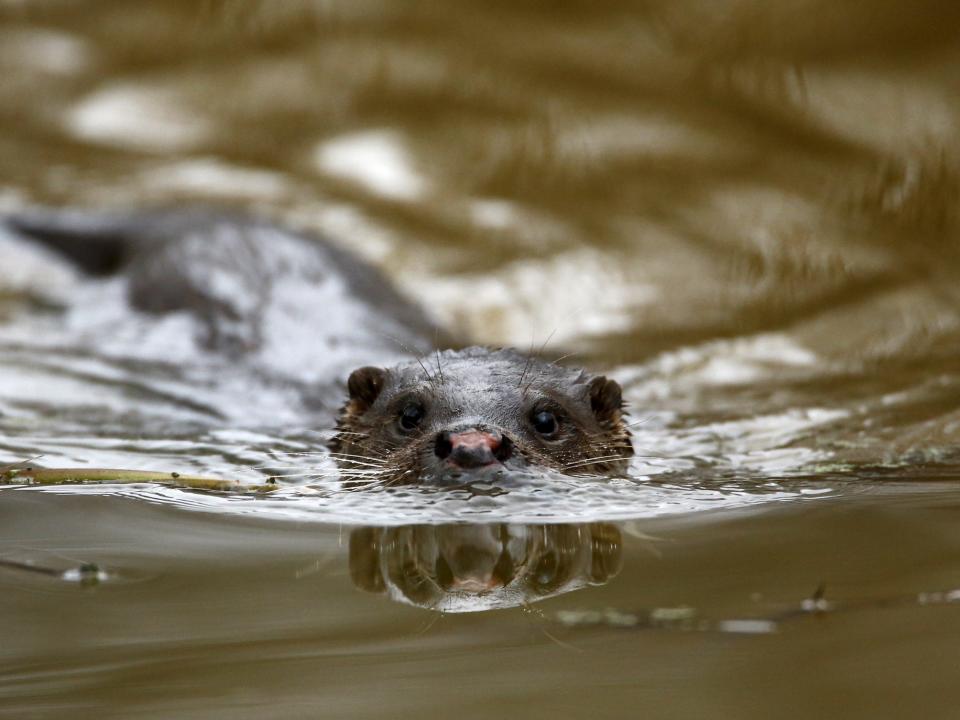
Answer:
[
  {"xmin": 0, "ymin": 558, "xmax": 108, "ymax": 587},
  {"xmin": 0, "ymin": 461, "xmax": 277, "ymax": 494}
]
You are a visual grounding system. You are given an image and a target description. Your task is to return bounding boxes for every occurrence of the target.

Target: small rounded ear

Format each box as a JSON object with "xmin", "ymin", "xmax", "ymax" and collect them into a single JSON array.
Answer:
[
  {"xmin": 347, "ymin": 366, "xmax": 386, "ymax": 411},
  {"xmin": 588, "ymin": 375, "xmax": 623, "ymax": 424}
]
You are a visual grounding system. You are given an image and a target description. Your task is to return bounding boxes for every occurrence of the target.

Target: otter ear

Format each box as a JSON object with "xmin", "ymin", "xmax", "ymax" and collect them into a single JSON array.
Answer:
[
  {"xmin": 347, "ymin": 366, "xmax": 386, "ymax": 411},
  {"xmin": 588, "ymin": 375, "xmax": 623, "ymax": 424}
]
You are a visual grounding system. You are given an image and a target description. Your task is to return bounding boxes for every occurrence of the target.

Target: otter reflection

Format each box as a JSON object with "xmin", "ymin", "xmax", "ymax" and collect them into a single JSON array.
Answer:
[{"xmin": 349, "ymin": 523, "xmax": 622, "ymax": 612}]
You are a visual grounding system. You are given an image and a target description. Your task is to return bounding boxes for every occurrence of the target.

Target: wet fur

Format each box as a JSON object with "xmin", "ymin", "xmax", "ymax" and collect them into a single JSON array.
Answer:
[{"xmin": 330, "ymin": 347, "xmax": 634, "ymax": 485}]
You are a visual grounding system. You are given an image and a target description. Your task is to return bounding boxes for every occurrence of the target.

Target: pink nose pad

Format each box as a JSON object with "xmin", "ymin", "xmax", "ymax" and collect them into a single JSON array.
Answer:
[
  {"xmin": 435, "ymin": 429, "xmax": 513, "ymax": 468},
  {"xmin": 449, "ymin": 430, "xmax": 501, "ymax": 454}
]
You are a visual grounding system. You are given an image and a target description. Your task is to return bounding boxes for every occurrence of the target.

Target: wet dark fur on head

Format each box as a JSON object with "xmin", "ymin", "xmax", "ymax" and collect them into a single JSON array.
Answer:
[{"xmin": 329, "ymin": 347, "xmax": 634, "ymax": 485}]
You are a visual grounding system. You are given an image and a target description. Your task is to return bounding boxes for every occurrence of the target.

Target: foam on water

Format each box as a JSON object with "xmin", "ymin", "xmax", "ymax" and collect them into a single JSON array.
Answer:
[{"xmin": 312, "ymin": 130, "xmax": 427, "ymax": 201}]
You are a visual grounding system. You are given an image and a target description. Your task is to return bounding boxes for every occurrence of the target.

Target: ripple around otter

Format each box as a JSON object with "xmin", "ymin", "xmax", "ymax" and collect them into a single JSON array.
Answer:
[
  {"xmin": 0, "ymin": 350, "xmax": 836, "ymax": 526},
  {"xmin": 13, "ymin": 471, "xmax": 828, "ymax": 526},
  {"xmin": 0, "ymin": 329, "xmax": 940, "ymax": 526},
  {"xmin": 0, "ymin": 410, "xmax": 840, "ymax": 526}
]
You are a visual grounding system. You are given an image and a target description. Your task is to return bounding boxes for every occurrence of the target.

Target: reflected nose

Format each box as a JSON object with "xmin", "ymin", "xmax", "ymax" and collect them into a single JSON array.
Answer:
[{"xmin": 435, "ymin": 428, "xmax": 513, "ymax": 468}]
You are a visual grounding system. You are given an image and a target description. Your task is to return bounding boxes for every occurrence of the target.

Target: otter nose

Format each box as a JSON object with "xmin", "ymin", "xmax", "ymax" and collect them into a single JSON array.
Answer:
[{"xmin": 435, "ymin": 428, "xmax": 513, "ymax": 468}]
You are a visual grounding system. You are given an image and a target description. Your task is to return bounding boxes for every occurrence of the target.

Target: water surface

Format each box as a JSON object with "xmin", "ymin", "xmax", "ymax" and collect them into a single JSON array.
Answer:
[{"xmin": 1, "ymin": 2, "xmax": 960, "ymax": 718}]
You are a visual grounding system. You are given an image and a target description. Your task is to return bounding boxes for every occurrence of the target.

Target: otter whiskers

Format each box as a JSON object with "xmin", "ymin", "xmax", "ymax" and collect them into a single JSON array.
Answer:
[{"xmin": 562, "ymin": 454, "xmax": 634, "ymax": 471}]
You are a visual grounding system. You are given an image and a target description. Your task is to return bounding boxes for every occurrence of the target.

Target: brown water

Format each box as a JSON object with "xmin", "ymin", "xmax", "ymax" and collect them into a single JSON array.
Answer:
[{"xmin": 2, "ymin": 2, "xmax": 960, "ymax": 718}]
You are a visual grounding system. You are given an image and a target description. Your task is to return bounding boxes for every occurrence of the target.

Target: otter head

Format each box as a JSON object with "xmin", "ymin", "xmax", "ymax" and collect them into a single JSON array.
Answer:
[{"xmin": 329, "ymin": 347, "xmax": 633, "ymax": 485}]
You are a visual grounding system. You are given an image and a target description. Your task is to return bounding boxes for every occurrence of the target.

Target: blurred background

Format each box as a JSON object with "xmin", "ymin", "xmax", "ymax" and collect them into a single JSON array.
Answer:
[{"xmin": 2, "ymin": 0, "xmax": 959, "ymax": 363}]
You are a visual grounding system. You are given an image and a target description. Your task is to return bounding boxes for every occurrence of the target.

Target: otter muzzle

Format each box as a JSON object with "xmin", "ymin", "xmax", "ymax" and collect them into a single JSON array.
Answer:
[{"xmin": 435, "ymin": 429, "xmax": 513, "ymax": 469}]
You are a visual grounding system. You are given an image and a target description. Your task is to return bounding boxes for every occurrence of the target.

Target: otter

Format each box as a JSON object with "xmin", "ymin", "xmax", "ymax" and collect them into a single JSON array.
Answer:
[
  {"xmin": 330, "ymin": 347, "xmax": 633, "ymax": 484},
  {"xmin": 3, "ymin": 207, "xmax": 634, "ymax": 481}
]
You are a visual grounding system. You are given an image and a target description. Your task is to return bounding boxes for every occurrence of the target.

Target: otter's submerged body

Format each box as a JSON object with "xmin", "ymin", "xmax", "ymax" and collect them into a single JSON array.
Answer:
[{"xmin": 3, "ymin": 207, "xmax": 634, "ymax": 483}]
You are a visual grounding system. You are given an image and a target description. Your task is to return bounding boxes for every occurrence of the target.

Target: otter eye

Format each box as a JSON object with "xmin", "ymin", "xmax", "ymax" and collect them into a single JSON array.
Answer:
[
  {"xmin": 531, "ymin": 409, "xmax": 558, "ymax": 437},
  {"xmin": 399, "ymin": 402, "xmax": 425, "ymax": 431}
]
